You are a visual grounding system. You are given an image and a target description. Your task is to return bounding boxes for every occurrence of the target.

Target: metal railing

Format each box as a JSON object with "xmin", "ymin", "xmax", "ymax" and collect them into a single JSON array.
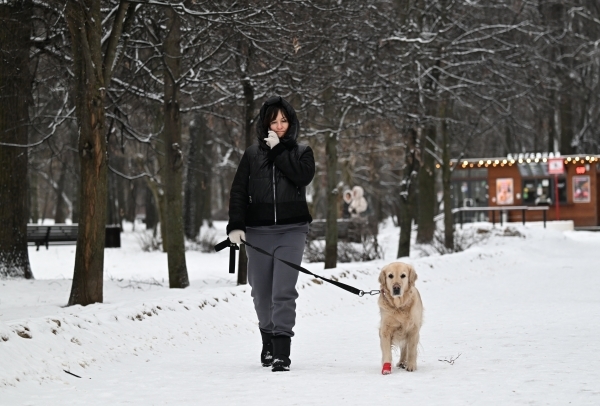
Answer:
[{"xmin": 452, "ymin": 205, "xmax": 549, "ymax": 228}]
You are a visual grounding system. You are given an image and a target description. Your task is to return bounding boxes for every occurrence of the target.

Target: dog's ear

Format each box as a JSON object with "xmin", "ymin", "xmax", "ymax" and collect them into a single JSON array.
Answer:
[
  {"xmin": 379, "ymin": 266, "xmax": 388, "ymax": 287},
  {"xmin": 408, "ymin": 265, "xmax": 418, "ymax": 288}
]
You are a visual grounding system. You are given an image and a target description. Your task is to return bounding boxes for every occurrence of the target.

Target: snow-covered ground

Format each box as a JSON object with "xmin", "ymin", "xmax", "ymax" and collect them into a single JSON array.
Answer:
[{"xmin": 1, "ymin": 219, "xmax": 599, "ymax": 405}]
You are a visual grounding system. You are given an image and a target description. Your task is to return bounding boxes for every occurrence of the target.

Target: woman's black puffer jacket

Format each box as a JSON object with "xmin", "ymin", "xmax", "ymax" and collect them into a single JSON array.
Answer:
[{"xmin": 226, "ymin": 97, "xmax": 315, "ymax": 234}]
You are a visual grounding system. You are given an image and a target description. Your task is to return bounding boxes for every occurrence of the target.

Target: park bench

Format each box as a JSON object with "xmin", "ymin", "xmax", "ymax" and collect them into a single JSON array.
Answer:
[{"xmin": 27, "ymin": 224, "xmax": 121, "ymax": 250}]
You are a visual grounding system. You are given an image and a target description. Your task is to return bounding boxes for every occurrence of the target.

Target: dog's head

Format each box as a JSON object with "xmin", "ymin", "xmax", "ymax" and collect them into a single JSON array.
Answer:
[{"xmin": 379, "ymin": 262, "xmax": 417, "ymax": 298}]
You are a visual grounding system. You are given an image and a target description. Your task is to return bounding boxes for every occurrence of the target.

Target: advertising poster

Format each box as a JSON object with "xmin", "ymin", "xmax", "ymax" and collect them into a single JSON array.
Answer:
[
  {"xmin": 572, "ymin": 175, "xmax": 590, "ymax": 203},
  {"xmin": 496, "ymin": 178, "xmax": 514, "ymax": 205}
]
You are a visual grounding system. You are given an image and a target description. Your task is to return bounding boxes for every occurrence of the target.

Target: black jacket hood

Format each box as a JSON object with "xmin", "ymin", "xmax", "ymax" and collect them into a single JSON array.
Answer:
[{"xmin": 256, "ymin": 96, "xmax": 299, "ymax": 148}]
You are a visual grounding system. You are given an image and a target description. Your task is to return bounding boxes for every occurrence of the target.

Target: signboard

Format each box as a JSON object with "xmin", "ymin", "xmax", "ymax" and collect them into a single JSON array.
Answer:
[
  {"xmin": 548, "ymin": 158, "xmax": 564, "ymax": 175},
  {"xmin": 573, "ymin": 175, "xmax": 591, "ymax": 203},
  {"xmin": 496, "ymin": 178, "xmax": 514, "ymax": 205}
]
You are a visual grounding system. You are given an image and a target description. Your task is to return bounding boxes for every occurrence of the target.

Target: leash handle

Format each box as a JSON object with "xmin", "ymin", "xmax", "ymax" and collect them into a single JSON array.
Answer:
[
  {"xmin": 229, "ymin": 245, "xmax": 237, "ymax": 274},
  {"xmin": 214, "ymin": 238, "xmax": 232, "ymax": 252},
  {"xmin": 214, "ymin": 238, "xmax": 239, "ymax": 274}
]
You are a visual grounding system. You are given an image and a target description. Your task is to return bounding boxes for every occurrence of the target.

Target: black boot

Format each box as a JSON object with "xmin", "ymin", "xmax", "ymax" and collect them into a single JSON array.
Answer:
[
  {"xmin": 271, "ymin": 335, "xmax": 291, "ymax": 372},
  {"xmin": 260, "ymin": 330, "xmax": 273, "ymax": 367}
]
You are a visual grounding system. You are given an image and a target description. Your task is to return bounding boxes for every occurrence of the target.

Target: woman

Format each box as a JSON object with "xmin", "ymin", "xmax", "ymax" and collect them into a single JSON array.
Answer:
[{"xmin": 227, "ymin": 96, "xmax": 315, "ymax": 372}]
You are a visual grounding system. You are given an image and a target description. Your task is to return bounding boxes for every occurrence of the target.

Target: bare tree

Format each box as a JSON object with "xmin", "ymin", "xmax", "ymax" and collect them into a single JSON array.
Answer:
[
  {"xmin": 65, "ymin": 0, "xmax": 133, "ymax": 305},
  {"xmin": 0, "ymin": 0, "xmax": 34, "ymax": 279},
  {"xmin": 161, "ymin": 5, "xmax": 189, "ymax": 288}
]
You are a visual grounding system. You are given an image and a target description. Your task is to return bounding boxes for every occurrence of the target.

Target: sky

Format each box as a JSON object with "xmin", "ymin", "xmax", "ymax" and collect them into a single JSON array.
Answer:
[{"xmin": 1, "ymin": 219, "xmax": 599, "ymax": 405}]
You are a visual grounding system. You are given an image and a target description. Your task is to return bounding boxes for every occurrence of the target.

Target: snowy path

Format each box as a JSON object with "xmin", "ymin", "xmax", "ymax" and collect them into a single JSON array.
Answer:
[{"xmin": 1, "ymin": 225, "xmax": 600, "ymax": 405}]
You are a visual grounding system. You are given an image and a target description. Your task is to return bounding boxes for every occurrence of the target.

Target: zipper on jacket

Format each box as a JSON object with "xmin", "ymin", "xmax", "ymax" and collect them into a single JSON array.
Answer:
[{"xmin": 272, "ymin": 163, "xmax": 277, "ymax": 223}]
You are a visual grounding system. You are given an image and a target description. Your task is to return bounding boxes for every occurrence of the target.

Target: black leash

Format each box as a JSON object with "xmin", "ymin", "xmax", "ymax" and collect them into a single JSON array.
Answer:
[{"xmin": 215, "ymin": 238, "xmax": 380, "ymax": 297}]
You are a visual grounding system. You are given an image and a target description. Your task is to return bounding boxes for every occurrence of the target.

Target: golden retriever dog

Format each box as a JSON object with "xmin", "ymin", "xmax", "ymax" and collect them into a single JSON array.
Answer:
[{"xmin": 378, "ymin": 262, "xmax": 423, "ymax": 375}]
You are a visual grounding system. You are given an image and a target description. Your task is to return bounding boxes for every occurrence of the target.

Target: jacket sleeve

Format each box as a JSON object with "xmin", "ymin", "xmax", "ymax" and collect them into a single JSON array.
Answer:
[
  {"xmin": 226, "ymin": 151, "xmax": 250, "ymax": 234},
  {"xmin": 268, "ymin": 144, "xmax": 315, "ymax": 187}
]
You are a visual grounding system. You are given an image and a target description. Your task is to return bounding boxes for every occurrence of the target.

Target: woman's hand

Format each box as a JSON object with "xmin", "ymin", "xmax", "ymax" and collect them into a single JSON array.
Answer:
[
  {"xmin": 228, "ymin": 229, "xmax": 246, "ymax": 244},
  {"xmin": 264, "ymin": 131, "xmax": 280, "ymax": 149}
]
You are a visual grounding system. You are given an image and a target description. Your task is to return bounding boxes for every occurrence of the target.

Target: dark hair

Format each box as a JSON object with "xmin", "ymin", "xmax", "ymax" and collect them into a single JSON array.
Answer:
[{"xmin": 262, "ymin": 105, "xmax": 289, "ymax": 133}]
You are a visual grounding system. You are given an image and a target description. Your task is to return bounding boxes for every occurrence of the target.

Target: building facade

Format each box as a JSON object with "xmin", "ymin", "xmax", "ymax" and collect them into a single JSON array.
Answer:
[{"xmin": 448, "ymin": 154, "xmax": 600, "ymax": 227}]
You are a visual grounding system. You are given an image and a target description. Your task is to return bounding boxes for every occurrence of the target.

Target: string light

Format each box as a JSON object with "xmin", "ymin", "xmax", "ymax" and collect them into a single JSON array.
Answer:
[{"xmin": 443, "ymin": 154, "xmax": 600, "ymax": 169}]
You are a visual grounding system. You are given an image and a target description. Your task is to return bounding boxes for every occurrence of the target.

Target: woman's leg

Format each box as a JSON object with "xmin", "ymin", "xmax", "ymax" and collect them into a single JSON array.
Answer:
[
  {"xmin": 245, "ymin": 231, "xmax": 275, "ymax": 333},
  {"xmin": 271, "ymin": 231, "xmax": 306, "ymax": 337}
]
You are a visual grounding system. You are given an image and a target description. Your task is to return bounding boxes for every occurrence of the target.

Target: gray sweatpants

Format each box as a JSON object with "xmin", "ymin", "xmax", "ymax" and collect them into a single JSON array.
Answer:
[{"xmin": 245, "ymin": 223, "xmax": 308, "ymax": 337}]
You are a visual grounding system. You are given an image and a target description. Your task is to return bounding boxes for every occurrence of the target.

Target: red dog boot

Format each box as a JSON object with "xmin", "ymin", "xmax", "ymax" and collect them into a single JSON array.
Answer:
[{"xmin": 382, "ymin": 363, "xmax": 392, "ymax": 375}]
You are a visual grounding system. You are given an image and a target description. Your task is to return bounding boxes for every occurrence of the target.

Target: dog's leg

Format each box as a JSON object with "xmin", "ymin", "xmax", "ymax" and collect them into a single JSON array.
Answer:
[
  {"xmin": 398, "ymin": 341, "xmax": 407, "ymax": 369},
  {"xmin": 379, "ymin": 330, "xmax": 393, "ymax": 375},
  {"xmin": 404, "ymin": 332, "xmax": 419, "ymax": 372}
]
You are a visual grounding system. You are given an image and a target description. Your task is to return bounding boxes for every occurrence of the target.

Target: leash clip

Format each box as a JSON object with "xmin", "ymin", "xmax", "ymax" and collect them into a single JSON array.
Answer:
[{"xmin": 359, "ymin": 289, "xmax": 381, "ymax": 297}]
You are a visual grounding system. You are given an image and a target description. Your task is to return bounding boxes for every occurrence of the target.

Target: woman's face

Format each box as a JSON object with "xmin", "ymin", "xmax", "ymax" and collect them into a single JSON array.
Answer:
[{"xmin": 269, "ymin": 110, "xmax": 289, "ymax": 138}]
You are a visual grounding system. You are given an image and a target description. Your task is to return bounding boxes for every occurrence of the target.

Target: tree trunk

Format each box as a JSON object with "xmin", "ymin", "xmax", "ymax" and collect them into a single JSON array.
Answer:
[
  {"xmin": 416, "ymin": 124, "xmax": 436, "ymax": 244},
  {"xmin": 184, "ymin": 116, "xmax": 201, "ymax": 240},
  {"xmin": 54, "ymin": 161, "xmax": 68, "ymax": 223},
  {"xmin": 66, "ymin": 0, "xmax": 108, "ymax": 305},
  {"xmin": 66, "ymin": 0, "xmax": 131, "ymax": 305},
  {"xmin": 70, "ymin": 124, "xmax": 80, "ymax": 224},
  {"xmin": 184, "ymin": 113, "xmax": 212, "ymax": 238},
  {"xmin": 397, "ymin": 193, "xmax": 413, "ymax": 258},
  {"xmin": 116, "ymin": 157, "xmax": 126, "ymax": 228},
  {"xmin": 237, "ymin": 77, "xmax": 255, "ymax": 284},
  {"xmin": 559, "ymin": 94, "xmax": 575, "ymax": 155},
  {"xmin": 125, "ymin": 178, "xmax": 138, "ymax": 225},
  {"xmin": 504, "ymin": 125, "xmax": 514, "ymax": 156},
  {"xmin": 145, "ymin": 180, "xmax": 167, "ymax": 243},
  {"xmin": 162, "ymin": 6, "xmax": 189, "ymax": 289},
  {"xmin": 324, "ymin": 132, "xmax": 338, "ymax": 269},
  {"xmin": 144, "ymin": 183, "xmax": 158, "ymax": 231},
  {"xmin": 397, "ymin": 128, "xmax": 419, "ymax": 258},
  {"xmin": 547, "ymin": 104, "xmax": 559, "ymax": 154},
  {"xmin": 200, "ymin": 122, "xmax": 213, "ymax": 228},
  {"xmin": 106, "ymin": 169, "xmax": 118, "ymax": 226},
  {"xmin": 440, "ymin": 101, "xmax": 454, "ymax": 250},
  {"xmin": 0, "ymin": 0, "xmax": 33, "ymax": 279},
  {"xmin": 29, "ymin": 171, "xmax": 39, "ymax": 224}
]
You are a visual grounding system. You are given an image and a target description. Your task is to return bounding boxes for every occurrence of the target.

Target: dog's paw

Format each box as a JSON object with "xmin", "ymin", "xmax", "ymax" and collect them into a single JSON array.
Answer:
[
  {"xmin": 382, "ymin": 363, "xmax": 392, "ymax": 375},
  {"xmin": 397, "ymin": 361, "xmax": 406, "ymax": 369},
  {"xmin": 404, "ymin": 362, "xmax": 417, "ymax": 372}
]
